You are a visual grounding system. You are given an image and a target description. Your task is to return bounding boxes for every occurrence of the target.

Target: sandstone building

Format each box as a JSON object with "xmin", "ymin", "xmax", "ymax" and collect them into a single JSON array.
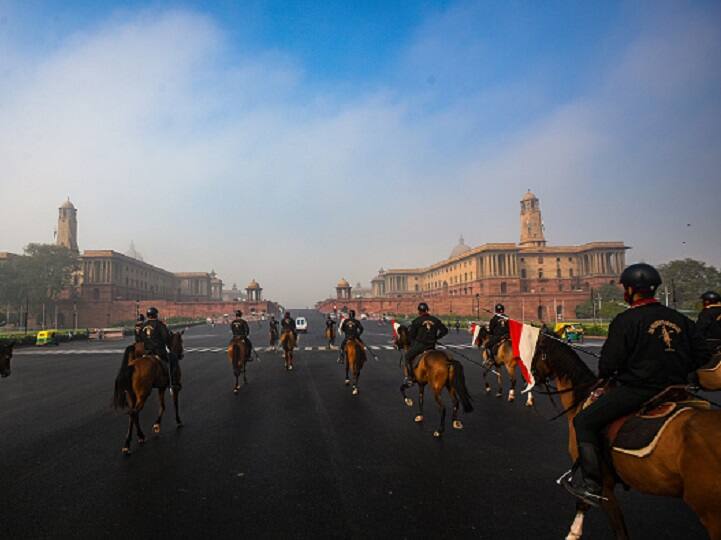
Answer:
[{"xmin": 319, "ymin": 192, "xmax": 627, "ymax": 322}]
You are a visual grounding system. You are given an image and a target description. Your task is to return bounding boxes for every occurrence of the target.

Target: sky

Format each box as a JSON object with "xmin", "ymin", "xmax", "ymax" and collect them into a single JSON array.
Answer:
[{"xmin": 0, "ymin": 0, "xmax": 720, "ymax": 306}]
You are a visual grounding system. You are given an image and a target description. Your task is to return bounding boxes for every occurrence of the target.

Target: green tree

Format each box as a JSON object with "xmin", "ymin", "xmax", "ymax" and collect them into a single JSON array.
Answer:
[
  {"xmin": 658, "ymin": 258, "xmax": 721, "ymax": 311},
  {"xmin": 575, "ymin": 284, "xmax": 626, "ymax": 320}
]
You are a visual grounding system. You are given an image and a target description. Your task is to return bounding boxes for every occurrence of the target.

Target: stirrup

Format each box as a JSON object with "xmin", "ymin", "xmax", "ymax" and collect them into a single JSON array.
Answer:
[{"xmin": 557, "ymin": 470, "xmax": 607, "ymax": 507}]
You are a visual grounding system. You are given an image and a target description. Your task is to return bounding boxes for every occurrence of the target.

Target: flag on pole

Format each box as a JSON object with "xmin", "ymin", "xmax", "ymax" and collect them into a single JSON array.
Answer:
[
  {"xmin": 508, "ymin": 319, "xmax": 540, "ymax": 393},
  {"xmin": 470, "ymin": 322, "xmax": 481, "ymax": 346}
]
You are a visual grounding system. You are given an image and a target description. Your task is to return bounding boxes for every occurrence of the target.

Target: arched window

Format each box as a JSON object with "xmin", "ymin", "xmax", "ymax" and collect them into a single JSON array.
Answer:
[{"xmin": 537, "ymin": 305, "xmax": 544, "ymax": 321}]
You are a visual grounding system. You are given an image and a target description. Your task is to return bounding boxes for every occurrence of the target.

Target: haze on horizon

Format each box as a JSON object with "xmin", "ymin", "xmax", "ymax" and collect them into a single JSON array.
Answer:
[{"xmin": 1, "ymin": 0, "xmax": 720, "ymax": 307}]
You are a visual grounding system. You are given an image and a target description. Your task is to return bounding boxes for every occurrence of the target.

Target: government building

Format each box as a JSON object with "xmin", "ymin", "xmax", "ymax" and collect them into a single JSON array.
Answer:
[{"xmin": 318, "ymin": 192, "xmax": 627, "ymax": 322}]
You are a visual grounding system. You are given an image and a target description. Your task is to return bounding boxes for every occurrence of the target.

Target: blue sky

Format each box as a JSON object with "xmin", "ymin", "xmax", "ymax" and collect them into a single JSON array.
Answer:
[{"xmin": 1, "ymin": 1, "xmax": 720, "ymax": 306}]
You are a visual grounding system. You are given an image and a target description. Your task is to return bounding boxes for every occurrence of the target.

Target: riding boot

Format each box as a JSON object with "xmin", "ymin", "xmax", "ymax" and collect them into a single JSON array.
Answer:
[
  {"xmin": 561, "ymin": 443, "xmax": 604, "ymax": 507},
  {"xmin": 405, "ymin": 359, "xmax": 416, "ymax": 384}
]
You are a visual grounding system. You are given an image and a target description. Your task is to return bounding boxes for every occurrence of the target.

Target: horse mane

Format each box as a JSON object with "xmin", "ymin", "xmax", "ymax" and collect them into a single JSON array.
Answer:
[{"xmin": 541, "ymin": 336, "xmax": 598, "ymax": 404}]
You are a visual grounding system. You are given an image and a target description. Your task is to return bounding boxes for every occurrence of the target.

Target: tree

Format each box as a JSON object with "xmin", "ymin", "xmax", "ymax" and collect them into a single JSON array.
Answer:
[
  {"xmin": 575, "ymin": 284, "xmax": 626, "ymax": 320},
  {"xmin": 658, "ymin": 259, "xmax": 721, "ymax": 311}
]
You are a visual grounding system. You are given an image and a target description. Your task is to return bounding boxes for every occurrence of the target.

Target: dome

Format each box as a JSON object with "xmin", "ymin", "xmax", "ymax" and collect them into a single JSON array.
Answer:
[
  {"xmin": 60, "ymin": 198, "xmax": 75, "ymax": 209},
  {"xmin": 522, "ymin": 190, "xmax": 537, "ymax": 201},
  {"xmin": 246, "ymin": 279, "xmax": 261, "ymax": 289},
  {"xmin": 449, "ymin": 235, "xmax": 471, "ymax": 258},
  {"xmin": 337, "ymin": 278, "xmax": 350, "ymax": 288}
]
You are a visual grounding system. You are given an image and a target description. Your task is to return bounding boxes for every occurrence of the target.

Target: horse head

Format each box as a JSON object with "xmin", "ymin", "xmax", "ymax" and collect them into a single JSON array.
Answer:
[
  {"xmin": 169, "ymin": 331, "xmax": 184, "ymax": 360},
  {"xmin": 0, "ymin": 341, "xmax": 16, "ymax": 378},
  {"xmin": 394, "ymin": 325, "xmax": 411, "ymax": 350},
  {"xmin": 531, "ymin": 331, "xmax": 597, "ymax": 402},
  {"xmin": 474, "ymin": 325, "xmax": 490, "ymax": 348}
]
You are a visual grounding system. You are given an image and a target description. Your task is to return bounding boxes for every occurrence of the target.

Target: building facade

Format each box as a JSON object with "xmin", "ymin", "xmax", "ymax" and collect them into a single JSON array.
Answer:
[{"xmin": 321, "ymin": 192, "xmax": 628, "ymax": 322}]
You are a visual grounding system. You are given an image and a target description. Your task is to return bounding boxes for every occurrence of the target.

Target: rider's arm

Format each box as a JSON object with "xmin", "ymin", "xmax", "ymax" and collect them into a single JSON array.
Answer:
[
  {"xmin": 357, "ymin": 322, "xmax": 364, "ymax": 336},
  {"xmin": 408, "ymin": 319, "xmax": 419, "ymax": 341},
  {"xmin": 436, "ymin": 318, "xmax": 449, "ymax": 339},
  {"xmin": 695, "ymin": 310, "xmax": 713, "ymax": 340},
  {"xmin": 598, "ymin": 317, "xmax": 629, "ymax": 378}
]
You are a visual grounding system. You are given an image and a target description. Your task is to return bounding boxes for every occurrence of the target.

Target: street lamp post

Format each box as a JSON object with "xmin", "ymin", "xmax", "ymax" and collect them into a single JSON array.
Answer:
[
  {"xmin": 475, "ymin": 294, "xmax": 480, "ymax": 320},
  {"xmin": 73, "ymin": 302, "xmax": 78, "ymax": 331}
]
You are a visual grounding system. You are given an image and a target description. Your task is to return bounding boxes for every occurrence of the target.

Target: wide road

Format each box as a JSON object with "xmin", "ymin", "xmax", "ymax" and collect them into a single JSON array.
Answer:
[{"xmin": 1, "ymin": 311, "xmax": 707, "ymax": 539}]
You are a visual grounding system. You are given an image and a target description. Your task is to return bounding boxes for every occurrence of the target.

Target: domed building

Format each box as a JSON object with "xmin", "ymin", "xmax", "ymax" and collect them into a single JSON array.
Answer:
[
  {"xmin": 245, "ymin": 279, "xmax": 263, "ymax": 302},
  {"xmin": 336, "ymin": 278, "xmax": 352, "ymax": 300},
  {"xmin": 449, "ymin": 235, "xmax": 471, "ymax": 259}
]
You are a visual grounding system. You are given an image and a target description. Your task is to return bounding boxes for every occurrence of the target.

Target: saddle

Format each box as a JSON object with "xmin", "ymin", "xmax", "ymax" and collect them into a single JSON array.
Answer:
[
  {"xmin": 587, "ymin": 386, "xmax": 710, "ymax": 458},
  {"xmin": 697, "ymin": 351, "xmax": 721, "ymax": 391}
]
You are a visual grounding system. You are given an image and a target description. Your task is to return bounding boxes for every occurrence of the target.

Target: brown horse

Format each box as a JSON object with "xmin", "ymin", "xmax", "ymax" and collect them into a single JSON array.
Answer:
[
  {"xmin": 279, "ymin": 330, "xmax": 296, "ymax": 371},
  {"xmin": 396, "ymin": 325, "xmax": 474, "ymax": 437},
  {"xmin": 269, "ymin": 326, "xmax": 279, "ymax": 350},
  {"xmin": 343, "ymin": 336, "xmax": 365, "ymax": 395},
  {"xmin": 325, "ymin": 325, "xmax": 336, "ymax": 348},
  {"xmin": 227, "ymin": 337, "xmax": 248, "ymax": 394},
  {"xmin": 112, "ymin": 331, "xmax": 185, "ymax": 455},
  {"xmin": 532, "ymin": 333, "xmax": 721, "ymax": 539},
  {"xmin": 0, "ymin": 341, "xmax": 15, "ymax": 378},
  {"xmin": 475, "ymin": 326, "xmax": 534, "ymax": 407}
]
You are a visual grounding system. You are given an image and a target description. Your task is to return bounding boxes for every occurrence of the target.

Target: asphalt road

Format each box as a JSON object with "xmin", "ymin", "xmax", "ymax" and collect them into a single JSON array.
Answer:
[{"xmin": 0, "ymin": 311, "xmax": 707, "ymax": 539}]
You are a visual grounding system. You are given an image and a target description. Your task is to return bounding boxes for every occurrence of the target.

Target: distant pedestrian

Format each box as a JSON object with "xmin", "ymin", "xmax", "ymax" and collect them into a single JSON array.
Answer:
[{"xmin": 455, "ymin": 320, "xmax": 461, "ymax": 333}]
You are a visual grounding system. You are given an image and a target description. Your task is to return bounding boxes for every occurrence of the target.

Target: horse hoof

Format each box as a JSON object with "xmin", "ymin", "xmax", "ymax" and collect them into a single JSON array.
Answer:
[
  {"xmin": 289, "ymin": 365, "xmax": 294, "ymax": 371},
  {"xmin": 414, "ymin": 415, "xmax": 423, "ymax": 423},
  {"xmin": 352, "ymin": 388, "xmax": 359, "ymax": 396},
  {"xmin": 138, "ymin": 436, "xmax": 147, "ymax": 444},
  {"xmin": 485, "ymin": 386, "xmax": 491, "ymax": 394},
  {"xmin": 122, "ymin": 447, "xmax": 131, "ymax": 455},
  {"xmin": 404, "ymin": 398, "xmax": 413, "ymax": 407},
  {"xmin": 526, "ymin": 398, "xmax": 534, "ymax": 408},
  {"xmin": 508, "ymin": 396, "xmax": 515, "ymax": 403},
  {"xmin": 233, "ymin": 387, "xmax": 239, "ymax": 394},
  {"xmin": 152, "ymin": 424, "xmax": 160, "ymax": 433},
  {"xmin": 176, "ymin": 421, "xmax": 184, "ymax": 429},
  {"xmin": 433, "ymin": 431, "xmax": 442, "ymax": 438},
  {"xmin": 495, "ymin": 392, "xmax": 502, "ymax": 398},
  {"xmin": 452, "ymin": 420, "xmax": 463, "ymax": 430}
]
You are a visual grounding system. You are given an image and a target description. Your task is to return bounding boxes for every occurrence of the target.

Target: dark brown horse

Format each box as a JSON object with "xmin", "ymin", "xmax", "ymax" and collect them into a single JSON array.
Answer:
[
  {"xmin": 0, "ymin": 341, "xmax": 15, "ymax": 378},
  {"xmin": 227, "ymin": 337, "xmax": 247, "ymax": 394},
  {"xmin": 112, "ymin": 331, "xmax": 185, "ymax": 454},
  {"xmin": 325, "ymin": 325, "xmax": 336, "ymax": 348},
  {"xmin": 532, "ymin": 333, "xmax": 721, "ymax": 539},
  {"xmin": 280, "ymin": 330, "xmax": 296, "ymax": 371},
  {"xmin": 269, "ymin": 325, "xmax": 279, "ymax": 350},
  {"xmin": 343, "ymin": 336, "xmax": 365, "ymax": 395},
  {"xmin": 396, "ymin": 325, "xmax": 474, "ymax": 437},
  {"xmin": 475, "ymin": 326, "xmax": 534, "ymax": 407}
]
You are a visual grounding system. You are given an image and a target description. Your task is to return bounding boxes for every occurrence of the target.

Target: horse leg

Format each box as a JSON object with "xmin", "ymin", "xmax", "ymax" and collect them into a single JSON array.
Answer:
[
  {"xmin": 432, "ymin": 388, "xmax": 446, "ymax": 438},
  {"xmin": 449, "ymin": 384, "xmax": 463, "ymax": 430},
  {"xmin": 495, "ymin": 369, "xmax": 503, "ymax": 398},
  {"xmin": 506, "ymin": 363, "xmax": 516, "ymax": 402},
  {"xmin": 344, "ymin": 359, "xmax": 350, "ymax": 385},
  {"xmin": 172, "ymin": 387, "xmax": 182, "ymax": 427},
  {"xmin": 415, "ymin": 383, "xmax": 425, "ymax": 423},
  {"xmin": 352, "ymin": 364, "xmax": 360, "ymax": 396},
  {"xmin": 242, "ymin": 362, "xmax": 247, "ymax": 385},
  {"xmin": 599, "ymin": 478, "xmax": 629, "ymax": 540},
  {"xmin": 565, "ymin": 501, "xmax": 590, "ymax": 540},
  {"xmin": 525, "ymin": 390, "xmax": 535, "ymax": 407},
  {"xmin": 233, "ymin": 368, "xmax": 240, "ymax": 394},
  {"xmin": 152, "ymin": 388, "xmax": 166, "ymax": 433},
  {"xmin": 133, "ymin": 393, "xmax": 148, "ymax": 445}
]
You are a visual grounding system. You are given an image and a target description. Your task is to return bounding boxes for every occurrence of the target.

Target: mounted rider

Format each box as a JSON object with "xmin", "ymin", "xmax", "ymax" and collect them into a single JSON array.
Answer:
[
  {"xmin": 269, "ymin": 315, "xmax": 279, "ymax": 337},
  {"xmin": 485, "ymin": 303, "xmax": 509, "ymax": 363},
  {"xmin": 134, "ymin": 314, "xmax": 145, "ymax": 343},
  {"xmin": 230, "ymin": 310, "xmax": 253, "ymax": 361},
  {"xmin": 281, "ymin": 311, "xmax": 297, "ymax": 340},
  {"xmin": 339, "ymin": 310, "xmax": 364, "ymax": 358},
  {"xmin": 404, "ymin": 302, "xmax": 448, "ymax": 384},
  {"xmin": 696, "ymin": 291, "xmax": 721, "ymax": 356},
  {"xmin": 140, "ymin": 307, "xmax": 180, "ymax": 389},
  {"xmin": 562, "ymin": 263, "xmax": 707, "ymax": 506},
  {"xmin": 325, "ymin": 314, "xmax": 336, "ymax": 335}
]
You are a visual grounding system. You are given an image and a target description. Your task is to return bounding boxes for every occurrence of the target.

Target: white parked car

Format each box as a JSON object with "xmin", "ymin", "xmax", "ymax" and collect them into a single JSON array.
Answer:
[
  {"xmin": 295, "ymin": 317, "xmax": 308, "ymax": 333},
  {"xmin": 360, "ymin": 313, "xmax": 368, "ymax": 320}
]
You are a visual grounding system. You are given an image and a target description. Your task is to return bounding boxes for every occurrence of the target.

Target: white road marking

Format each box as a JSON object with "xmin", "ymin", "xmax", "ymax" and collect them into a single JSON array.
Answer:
[
  {"xmin": 369, "ymin": 346, "xmax": 380, "ymax": 350},
  {"xmin": 305, "ymin": 347, "xmax": 312, "ymax": 351},
  {"xmin": 383, "ymin": 345, "xmax": 395, "ymax": 350}
]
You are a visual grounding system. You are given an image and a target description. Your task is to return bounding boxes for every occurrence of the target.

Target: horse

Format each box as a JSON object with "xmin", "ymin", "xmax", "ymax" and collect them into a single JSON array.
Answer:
[
  {"xmin": 269, "ymin": 326, "xmax": 279, "ymax": 350},
  {"xmin": 0, "ymin": 340, "xmax": 15, "ymax": 378},
  {"xmin": 279, "ymin": 330, "xmax": 296, "ymax": 371},
  {"xmin": 396, "ymin": 325, "xmax": 474, "ymax": 437},
  {"xmin": 531, "ymin": 333, "xmax": 721, "ymax": 539},
  {"xmin": 325, "ymin": 325, "xmax": 336, "ymax": 348},
  {"xmin": 475, "ymin": 326, "xmax": 534, "ymax": 407},
  {"xmin": 343, "ymin": 336, "xmax": 365, "ymax": 395},
  {"xmin": 112, "ymin": 331, "xmax": 185, "ymax": 455},
  {"xmin": 227, "ymin": 337, "xmax": 248, "ymax": 394}
]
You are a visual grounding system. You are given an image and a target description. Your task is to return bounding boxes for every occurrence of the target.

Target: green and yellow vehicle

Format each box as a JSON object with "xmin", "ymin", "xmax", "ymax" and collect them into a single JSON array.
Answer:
[
  {"xmin": 36, "ymin": 330, "xmax": 60, "ymax": 346},
  {"xmin": 554, "ymin": 322, "xmax": 584, "ymax": 343}
]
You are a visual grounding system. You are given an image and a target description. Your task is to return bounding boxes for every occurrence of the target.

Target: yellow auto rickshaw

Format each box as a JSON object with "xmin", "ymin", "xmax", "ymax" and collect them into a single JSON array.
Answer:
[
  {"xmin": 554, "ymin": 322, "xmax": 584, "ymax": 343},
  {"xmin": 36, "ymin": 330, "xmax": 60, "ymax": 346}
]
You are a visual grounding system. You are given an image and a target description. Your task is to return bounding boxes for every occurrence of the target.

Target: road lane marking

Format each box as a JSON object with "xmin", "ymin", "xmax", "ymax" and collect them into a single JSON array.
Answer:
[
  {"xmin": 369, "ymin": 346, "xmax": 380, "ymax": 350},
  {"xmin": 383, "ymin": 345, "xmax": 395, "ymax": 350}
]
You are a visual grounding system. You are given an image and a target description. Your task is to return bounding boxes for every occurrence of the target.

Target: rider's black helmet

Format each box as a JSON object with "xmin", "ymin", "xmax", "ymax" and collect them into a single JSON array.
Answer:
[
  {"xmin": 146, "ymin": 307, "xmax": 159, "ymax": 318},
  {"xmin": 235, "ymin": 310, "xmax": 242, "ymax": 317},
  {"xmin": 284, "ymin": 311, "xmax": 290, "ymax": 318},
  {"xmin": 417, "ymin": 302, "xmax": 429, "ymax": 313},
  {"xmin": 701, "ymin": 291, "xmax": 721, "ymax": 304},
  {"xmin": 619, "ymin": 263, "xmax": 662, "ymax": 293},
  {"xmin": 349, "ymin": 309, "xmax": 356, "ymax": 318},
  {"xmin": 495, "ymin": 303, "xmax": 505, "ymax": 313}
]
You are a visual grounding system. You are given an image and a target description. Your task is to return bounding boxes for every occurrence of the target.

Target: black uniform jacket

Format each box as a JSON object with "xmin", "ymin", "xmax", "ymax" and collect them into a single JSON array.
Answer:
[
  {"xmin": 489, "ymin": 314, "xmax": 509, "ymax": 337},
  {"xmin": 269, "ymin": 320, "xmax": 279, "ymax": 332},
  {"xmin": 141, "ymin": 319, "xmax": 171, "ymax": 355},
  {"xmin": 281, "ymin": 317, "xmax": 296, "ymax": 332},
  {"xmin": 696, "ymin": 304, "xmax": 721, "ymax": 346},
  {"xmin": 325, "ymin": 319, "xmax": 336, "ymax": 329},
  {"xmin": 340, "ymin": 318, "xmax": 363, "ymax": 338},
  {"xmin": 599, "ymin": 301, "xmax": 707, "ymax": 388},
  {"xmin": 231, "ymin": 318, "xmax": 250, "ymax": 338},
  {"xmin": 408, "ymin": 314, "xmax": 448, "ymax": 346}
]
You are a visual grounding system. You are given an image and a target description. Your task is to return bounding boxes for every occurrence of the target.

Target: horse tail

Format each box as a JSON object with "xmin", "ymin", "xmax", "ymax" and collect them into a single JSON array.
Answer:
[
  {"xmin": 113, "ymin": 345, "xmax": 134, "ymax": 410},
  {"xmin": 450, "ymin": 360, "xmax": 473, "ymax": 412}
]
